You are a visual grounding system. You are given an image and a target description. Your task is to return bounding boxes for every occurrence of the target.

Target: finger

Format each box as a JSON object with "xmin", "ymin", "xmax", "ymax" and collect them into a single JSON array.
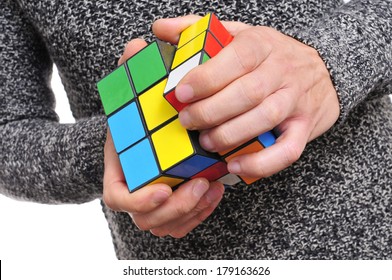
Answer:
[
  {"xmin": 198, "ymin": 88, "xmax": 297, "ymax": 153},
  {"xmin": 149, "ymin": 181, "xmax": 224, "ymax": 238},
  {"xmin": 118, "ymin": 38, "xmax": 148, "ymax": 65},
  {"xmin": 103, "ymin": 130, "xmax": 172, "ymax": 212},
  {"xmin": 175, "ymin": 27, "xmax": 269, "ymax": 104},
  {"xmin": 227, "ymin": 118, "xmax": 310, "ymax": 178},
  {"xmin": 130, "ymin": 178, "xmax": 210, "ymax": 231},
  {"xmin": 178, "ymin": 60, "xmax": 284, "ymax": 130},
  {"xmin": 152, "ymin": 15, "xmax": 203, "ymax": 44}
]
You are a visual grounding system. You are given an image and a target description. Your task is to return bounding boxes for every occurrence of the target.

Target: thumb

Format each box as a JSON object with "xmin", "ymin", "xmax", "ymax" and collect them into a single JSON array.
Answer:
[{"xmin": 152, "ymin": 15, "xmax": 202, "ymax": 44}]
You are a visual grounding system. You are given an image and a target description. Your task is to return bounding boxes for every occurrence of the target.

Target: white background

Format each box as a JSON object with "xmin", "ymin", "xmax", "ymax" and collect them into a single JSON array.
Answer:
[{"xmin": 0, "ymin": 66, "xmax": 117, "ymax": 261}]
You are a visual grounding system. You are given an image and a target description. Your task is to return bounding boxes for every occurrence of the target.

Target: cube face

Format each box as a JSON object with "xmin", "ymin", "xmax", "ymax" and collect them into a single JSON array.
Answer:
[
  {"xmin": 97, "ymin": 13, "xmax": 277, "ymax": 192},
  {"xmin": 204, "ymin": 31, "xmax": 224, "ymax": 59},
  {"xmin": 107, "ymin": 102, "xmax": 145, "ymax": 153},
  {"xmin": 208, "ymin": 13, "xmax": 234, "ymax": 47},
  {"xmin": 97, "ymin": 65, "xmax": 134, "ymax": 115},
  {"xmin": 172, "ymin": 31, "xmax": 207, "ymax": 69}
]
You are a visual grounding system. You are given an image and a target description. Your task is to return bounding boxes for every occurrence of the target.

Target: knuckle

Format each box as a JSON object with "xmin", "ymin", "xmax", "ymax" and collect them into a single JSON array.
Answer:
[
  {"xmin": 135, "ymin": 223, "xmax": 150, "ymax": 231},
  {"xmin": 194, "ymin": 209, "xmax": 210, "ymax": 224},
  {"xmin": 253, "ymin": 161, "xmax": 268, "ymax": 178},
  {"xmin": 102, "ymin": 188, "xmax": 118, "ymax": 211},
  {"xmin": 233, "ymin": 29, "xmax": 264, "ymax": 73},
  {"xmin": 192, "ymin": 200, "xmax": 210, "ymax": 215},
  {"xmin": 201, "ymin": 67, "xmax": 221, "ymax": 92},
  {"xmin": 129, "ymin": 202, "xmax": 144, "ymax": 214},
  {"xmin": 281, "ymin": 141, "xmax": 302, "ymax": 166},
  {"xmin": 193, "ymin": 103, "xmax": 214, "ymax": 127},
  {"xmin": 231, "ymin": 43, "xmax": 258, "ymax": 73},
  {"xmin": 133, "ymin": 215, "xmax": 154, "ymax": 231},
  {"xmin": 150, "ymin": 228, "xmax": 169, "ymax": 238},
  {"xmin": 238, "ymin": 76, "xmax": 266, "ymax": 108},
  {"xmin": 174, "ymin": 201, "xmax": 193, "ymax": 217},
  {"xmin": 211, "ymin": 126, "xmax": 236, "ymax": 149},
  {"xmin": 243, "ymin": 154, "xmax": 268, "ymax": 178},
  {"xmin": 257, "ymin": 100, "xmax": 283, "ymax": 127},
  {"xmin": 170, "ymin": 230, "xmax": 189, "ymax": 239},
  {"xmin": 188, "ymin": 66, "xmax": 219, "ymax": 97}
]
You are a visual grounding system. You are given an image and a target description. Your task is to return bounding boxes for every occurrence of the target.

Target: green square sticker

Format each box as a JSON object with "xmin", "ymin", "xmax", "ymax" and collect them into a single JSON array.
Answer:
[
  {"xmin": 127, "ymin": 42, "xmax": 167, "ymax": 94},
  {"xmin": 97, "ymin": 65, "xmax": 135, "ymax": 115}
]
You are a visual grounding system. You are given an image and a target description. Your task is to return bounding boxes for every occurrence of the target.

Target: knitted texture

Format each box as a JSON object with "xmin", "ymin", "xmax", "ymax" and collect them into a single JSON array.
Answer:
[{"xmin": 1, "ymin": 0, "xmax": 391, "ymax": 259}]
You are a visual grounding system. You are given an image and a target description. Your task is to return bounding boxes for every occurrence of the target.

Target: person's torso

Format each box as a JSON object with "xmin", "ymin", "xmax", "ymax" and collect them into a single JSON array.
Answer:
[{"xmin": 17, "ymin": 0, "xmax": 341, "ymax": 118}]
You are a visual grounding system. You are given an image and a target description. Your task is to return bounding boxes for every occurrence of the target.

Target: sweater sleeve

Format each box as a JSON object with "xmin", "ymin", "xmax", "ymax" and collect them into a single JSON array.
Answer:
[
  {"xmin": 0, "ymin": 0, "xmax": 107, "ymax": 204},
  {"xmin": 287, "ymin": 0, "xmax": 392, "ymax": 125}
]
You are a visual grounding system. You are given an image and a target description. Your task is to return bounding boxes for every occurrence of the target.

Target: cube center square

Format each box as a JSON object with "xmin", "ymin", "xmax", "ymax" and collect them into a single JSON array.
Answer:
[{"xmin": 97, "ymin": 13, "xmax": 277, "ymax": 192}]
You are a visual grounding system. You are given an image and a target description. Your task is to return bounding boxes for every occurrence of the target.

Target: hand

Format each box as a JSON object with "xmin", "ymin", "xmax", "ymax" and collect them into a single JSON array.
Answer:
[
  {"xmin": 153, "ymin": 15, "xmax": 340, "ymax": 179},
  {"xmin": 102, "ymin": 39, "xmax": 225, "ymax": 238}
]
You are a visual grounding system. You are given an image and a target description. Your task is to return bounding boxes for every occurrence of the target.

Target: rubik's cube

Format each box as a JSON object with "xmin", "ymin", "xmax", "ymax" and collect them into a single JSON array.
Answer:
[{"xmin": 97, "ymin": 13, "xmax": 276, "ymax": 192}]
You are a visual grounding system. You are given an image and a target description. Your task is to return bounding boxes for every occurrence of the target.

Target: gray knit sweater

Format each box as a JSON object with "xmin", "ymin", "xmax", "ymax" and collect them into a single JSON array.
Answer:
[{"xmin": 1, "ymin": 0, "xmax": 391, "ymax": 259}]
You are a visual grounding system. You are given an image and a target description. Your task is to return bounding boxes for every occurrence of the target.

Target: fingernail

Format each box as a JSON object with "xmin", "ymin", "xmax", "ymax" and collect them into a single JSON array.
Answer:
[
  {"xmin": 228, "ymin": 160, "xmax": 242, "ymax": 174},
  {"xmin": 179, "ymin": 109, "xmax": 193, "ymax": 129},
  {"xmin": 176, "ymin": 84, "xmax": 194, "ymax": 103},
  {"xmin": 152, "ymin": 189, "xmax": 170, "ymax": 205},
  {"xmin": 200, "ymin": 132, "xmax": 215, "ymax": 151},
  {"xmin": 192, "ymin": 179, "xmax": 209, "ymax": 198}
]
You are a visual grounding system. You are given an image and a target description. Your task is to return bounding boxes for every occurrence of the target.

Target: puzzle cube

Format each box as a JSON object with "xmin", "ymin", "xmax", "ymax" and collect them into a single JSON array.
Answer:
[
  {"xmin": 98, "ymin": 39, "xmax": 226, "ymax": 192},
  {"xmin": 97, "ymin": 13, "xmax": 277, "ymax": 193}
]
